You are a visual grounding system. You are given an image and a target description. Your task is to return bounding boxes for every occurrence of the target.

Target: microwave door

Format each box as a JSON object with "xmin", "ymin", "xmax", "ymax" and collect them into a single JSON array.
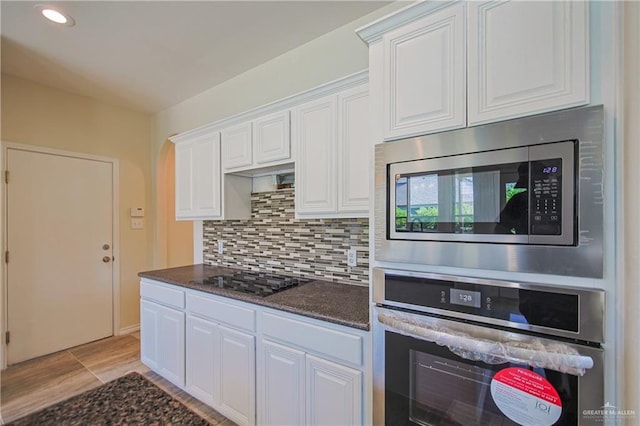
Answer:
[{"xmin": 389, "ymin": 147, "xmax": 529, "ymax": 243}]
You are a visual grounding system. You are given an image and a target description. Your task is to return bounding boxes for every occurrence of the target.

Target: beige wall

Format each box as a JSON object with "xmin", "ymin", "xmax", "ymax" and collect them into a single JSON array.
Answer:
[
  {"xmin": 1, "ymin": 74, "xmax": 153, "ymax": 331},
  {"xmin": 150, "ymin": 2, "xmax": 406, "ymax": 268}
]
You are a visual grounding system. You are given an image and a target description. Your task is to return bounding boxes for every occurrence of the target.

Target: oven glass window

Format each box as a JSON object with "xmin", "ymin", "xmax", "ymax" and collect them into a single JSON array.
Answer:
[
  {"xmin": 394, "ymin": 162, "xmax": 528, "ymax": 235},
  {"xmin": 386, "ymin": 331, "xmax": 578, "ymax": 426}
]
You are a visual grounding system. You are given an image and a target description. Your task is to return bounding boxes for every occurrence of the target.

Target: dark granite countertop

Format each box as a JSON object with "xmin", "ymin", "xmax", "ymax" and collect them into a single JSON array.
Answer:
[{"xmin": 138, "ymin": 264, "xmax": 370, "ymax": 331}]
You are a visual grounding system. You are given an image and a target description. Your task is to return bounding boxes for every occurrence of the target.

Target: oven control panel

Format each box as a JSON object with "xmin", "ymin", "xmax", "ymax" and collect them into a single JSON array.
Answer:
[{"xmin": 385, "ymin": 274, "xmax": 579, "ymax": 333}]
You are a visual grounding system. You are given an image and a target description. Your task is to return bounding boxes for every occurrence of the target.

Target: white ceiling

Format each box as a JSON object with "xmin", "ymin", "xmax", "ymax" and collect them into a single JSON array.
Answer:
[{"xmin": 1, "ymin": 1, "xmax": 390, "ymax": 113}]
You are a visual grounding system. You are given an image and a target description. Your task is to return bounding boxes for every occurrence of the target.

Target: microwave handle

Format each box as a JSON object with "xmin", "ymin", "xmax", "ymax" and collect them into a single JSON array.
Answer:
[{"xmin": 378, "ymin": 308, "xmax": 593, "ymax": 376}]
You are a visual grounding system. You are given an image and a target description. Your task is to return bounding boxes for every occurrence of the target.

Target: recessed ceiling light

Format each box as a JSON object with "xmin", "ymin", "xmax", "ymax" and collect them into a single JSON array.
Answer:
[{"xmin": 35, "ymin": 4, "xmax": 75, "ymax": 27}]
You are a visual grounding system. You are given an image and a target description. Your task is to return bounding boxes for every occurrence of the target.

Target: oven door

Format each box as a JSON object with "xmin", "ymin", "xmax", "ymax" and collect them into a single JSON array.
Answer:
[{"xmin": 373, "ymin": 307, "xmax": 604, "ymax": 426}]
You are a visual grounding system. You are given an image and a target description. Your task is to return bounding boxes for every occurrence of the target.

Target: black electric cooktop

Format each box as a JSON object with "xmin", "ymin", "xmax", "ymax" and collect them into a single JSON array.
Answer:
[{"xmin": 193, "ymin": 271, "xmax": 311, "ymax": 297}]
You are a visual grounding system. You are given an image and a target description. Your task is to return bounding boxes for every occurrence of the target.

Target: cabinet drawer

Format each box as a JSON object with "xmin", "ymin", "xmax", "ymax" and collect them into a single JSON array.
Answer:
[
  {"xmin": 187, "ymin": 292, "xmax": 256, "ymax": 332},
  {"xmin": 140, "ymin": 280, "xmax": 185, "ymax": 310},
  {"xmin": 262, "ymin": 312, "xmax": 362, "ymax": 366}
]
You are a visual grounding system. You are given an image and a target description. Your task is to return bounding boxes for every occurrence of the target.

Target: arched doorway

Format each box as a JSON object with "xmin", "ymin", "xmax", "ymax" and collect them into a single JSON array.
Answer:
[{"xmin": 156, "ymin": 139, "xmax": 193, "ymax": 267}]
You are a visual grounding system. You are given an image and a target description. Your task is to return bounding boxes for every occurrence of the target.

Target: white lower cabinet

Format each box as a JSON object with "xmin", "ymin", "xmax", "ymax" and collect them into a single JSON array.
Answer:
[
  {"xmin": 261, "ymin": 339, "xmax": 363, "ymax": 426},
  {"xmin": 306, "ymin": 355, "xmax": 362, "ymax": 426},
  {"xmin": 261, "ymin": 340, "xmax": 306, "ymax": 426},
  {"xmin": 140, "ymin": 299, "xmax": 185, "ymax": 388},
  {"xmin": 259, "ymin": 311, "xmax": 367, "ymax": 426},
  {"xmin": 185, "ymin": 315, "xmax": 256, "ymax": 426},
  {"xmin": 186, "ymin": 315, "xmax": 219, "ymax": 406},
  {"xmin": 141, "ymin": 279, "xmax": 370, "ymax": 426},
  {"xmin": 219, "ymin": 326, "xmax": 256, "ymax": 425}
]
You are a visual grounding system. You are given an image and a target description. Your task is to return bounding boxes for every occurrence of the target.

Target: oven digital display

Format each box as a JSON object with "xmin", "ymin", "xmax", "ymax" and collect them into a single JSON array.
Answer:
[{"xmin": 450, "ymin": 288, "xmax": 481, "ymax": 308}]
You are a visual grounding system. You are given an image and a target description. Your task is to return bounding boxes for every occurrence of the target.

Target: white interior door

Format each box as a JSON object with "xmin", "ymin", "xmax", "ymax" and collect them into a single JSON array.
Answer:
[{"xmin": 6, "ymin": 147, "xmax": 114, "ymax": 365}]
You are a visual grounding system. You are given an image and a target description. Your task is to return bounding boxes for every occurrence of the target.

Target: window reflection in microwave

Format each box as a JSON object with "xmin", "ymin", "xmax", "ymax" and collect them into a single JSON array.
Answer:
[{"xmin": 394, "ymin": 162, "xmax": 527, "ymax": 235}]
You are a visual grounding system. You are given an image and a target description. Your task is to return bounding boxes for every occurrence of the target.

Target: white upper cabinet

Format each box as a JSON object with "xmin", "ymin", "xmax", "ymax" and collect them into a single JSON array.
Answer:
[
  {"xmin": 382, "ymin": 3, "xmax": 466, "ymax": 140},
  {"xmin": 174, "ymin": 132, "xmax": 222, "ymax": 220},
  {"xmin": 254, "ymin": 110, "xmax": 291, "ymax": 164},
  {"xmin": 357, "ymin": 1, "xmax": 589, "ymax": 140},
  {"xmin": 294, "ymin": 84, "xmax": 371, "ymax": 218},
  {"xmin": 468, "ymin": 1, "xmax": 589, "ymax": 125},
  {"xmin": 173, "ymin": 71, "xmax": 368, "ymax": 220},
  {"xmin": 173, "ymin": 130, "xmax": 251, "ymax": 221},
  {"xmin": 222, "ymin": 110, "xmax": 291, "ymax": 172},
  {"xmin": 295, "ymin": 84, "xmax": 370, "ymax": 218},
  {"xmin": 338, "ymin": 85, "xmax": 371, "ymax": 213},
  {"xmin": 222, "ymin": 122, "xmax": 252, "ymax": 170},
  {"xmin": 295, "ymin": 95, "xmax": 338, "ymax": 215}
]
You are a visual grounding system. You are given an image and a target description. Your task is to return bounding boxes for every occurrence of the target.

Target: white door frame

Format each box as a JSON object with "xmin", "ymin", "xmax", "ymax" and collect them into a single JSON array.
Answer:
[{"xmin": 0, "ymin": 141, "xmax": 120, "ymax": 369}]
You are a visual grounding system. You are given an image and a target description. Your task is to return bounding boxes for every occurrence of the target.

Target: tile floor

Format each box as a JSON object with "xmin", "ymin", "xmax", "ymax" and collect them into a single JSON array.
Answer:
[{"xmin": 0, "ymin": 332, "xmax": 235, "ymax": 425}]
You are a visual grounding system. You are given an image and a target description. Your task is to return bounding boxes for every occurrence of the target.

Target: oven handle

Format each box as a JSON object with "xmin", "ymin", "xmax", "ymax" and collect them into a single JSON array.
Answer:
[{"xmin": 378, "ymin": 308, "xmax": 594, "ymax": 376}]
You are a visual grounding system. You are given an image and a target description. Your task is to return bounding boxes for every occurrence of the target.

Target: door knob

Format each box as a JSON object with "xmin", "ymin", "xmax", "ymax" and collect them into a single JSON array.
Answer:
[{"xmin": 102, "ymin": 256, "xmax": 111, "ymax": 263}]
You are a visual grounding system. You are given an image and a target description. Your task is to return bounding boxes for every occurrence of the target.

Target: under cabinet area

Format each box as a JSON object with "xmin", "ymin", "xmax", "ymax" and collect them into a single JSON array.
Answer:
[
  {"xmin": 358, "ymin": 0, "xmax": 589, "ymax": 140},
  {"xmin": 140, "ymin": 278, "xmax": 371, "ymax": 426}
]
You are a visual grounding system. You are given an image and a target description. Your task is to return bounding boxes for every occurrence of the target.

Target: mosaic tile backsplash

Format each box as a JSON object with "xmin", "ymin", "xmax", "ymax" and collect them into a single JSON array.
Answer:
[{"xmin": 203, "ymin": 189, "xmax": 369, "ymax": 286}]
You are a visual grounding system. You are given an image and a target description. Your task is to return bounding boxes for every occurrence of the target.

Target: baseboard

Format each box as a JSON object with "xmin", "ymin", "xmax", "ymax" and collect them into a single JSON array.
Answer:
[{"xmin": 119, "ymin": 324, "xmax": 140, "ymax": 335}]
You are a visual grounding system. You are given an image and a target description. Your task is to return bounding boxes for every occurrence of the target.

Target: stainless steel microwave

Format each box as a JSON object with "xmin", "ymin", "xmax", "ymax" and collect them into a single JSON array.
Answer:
[{"xmin": 375, "ymin": 105, "xmax": 605, "ymax": 278}]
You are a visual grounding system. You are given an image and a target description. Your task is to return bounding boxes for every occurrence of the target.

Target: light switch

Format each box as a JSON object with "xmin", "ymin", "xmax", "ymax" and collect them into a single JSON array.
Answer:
[{"xmin": 131, "ymin": 218, "xmax": 144, "ymax": 229}]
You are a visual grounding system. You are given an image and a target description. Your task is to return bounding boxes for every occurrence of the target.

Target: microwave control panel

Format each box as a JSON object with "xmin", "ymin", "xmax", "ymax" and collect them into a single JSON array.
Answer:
[{"xmin": 530, "ymin": 158, "xmax": 562, "ymax": 235}]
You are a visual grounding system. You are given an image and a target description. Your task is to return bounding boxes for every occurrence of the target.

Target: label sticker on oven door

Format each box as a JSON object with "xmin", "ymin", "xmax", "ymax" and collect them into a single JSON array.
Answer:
[{"xmin": 490, "ymin": 367, "xmax": 562, "ymax": 426}]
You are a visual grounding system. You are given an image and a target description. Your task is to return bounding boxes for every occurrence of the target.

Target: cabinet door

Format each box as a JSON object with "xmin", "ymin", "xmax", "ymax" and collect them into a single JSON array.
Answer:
[
  {"xmin": 260, "ymin": 340, "xmax": 305, "ymax": 426},
  {"xmin": 295, "ymin": 95, "xmax": 338, "ymax": 214},
  {"xmin": 219, "ymin": 325, "xmax": 256, "ymax": 426},
  {"xmin": 175, "ymin": 133, "xmax": 222, "ymax": 220},
  {"xmin": 140, "ymin": 300, "xmax": 160, "ymax": 371},
  {"xmin": 338, "ymin": 85, "xmax": 370, "ymax": 214},
  {"xmin": 222, "ymin": 122, "xmax": 253, "ymax": 170},
  {"xmin": 186, "ymin": 315, "xmax": 219, "ymax": 406},
  {"xmin": 174, "ymin": 142, "xmax": 194, "ymax": 219},
  {"xmin": 383, "ymin": 3, "xmax": 466, "ymax": 140},
  {"xmin": 306, "ymin": 354, "xmax": 362, "ymax": 426},
  {"xmin": 193, "ymin": 134, "xmax": 221, "ymax": 218},
  {"xmin": 254, "ymin": 110, "xmax": 291, "ymax": 165},
  {"xmin": 158, "ymin": 304, "xmax": 186, "ymax": 388},
  {"xmin": 468, "ymin": 1, "xmax": 589, "ymax": 125}
]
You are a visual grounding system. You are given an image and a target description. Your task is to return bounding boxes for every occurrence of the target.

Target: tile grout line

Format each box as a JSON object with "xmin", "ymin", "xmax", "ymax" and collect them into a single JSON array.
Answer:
[{"xmin": 66, "ymin": 350, "xmax": 106, "ymax": 384}]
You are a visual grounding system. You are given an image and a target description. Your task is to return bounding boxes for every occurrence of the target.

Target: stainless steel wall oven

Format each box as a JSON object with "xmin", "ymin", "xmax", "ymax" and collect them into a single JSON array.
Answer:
[
  {"xmin": 372, "ymin": 268, "xmax": 605, "ymax": 426},
  {"xmin": 374, "ymin": 105, "xmax": 605, "ymax": 278}
]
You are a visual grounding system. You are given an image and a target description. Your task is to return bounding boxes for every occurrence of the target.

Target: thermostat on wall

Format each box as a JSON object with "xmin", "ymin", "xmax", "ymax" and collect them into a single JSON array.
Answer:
[{"xmin": 130, "ymin": 207, "xmax": 144, "ymax": 217}]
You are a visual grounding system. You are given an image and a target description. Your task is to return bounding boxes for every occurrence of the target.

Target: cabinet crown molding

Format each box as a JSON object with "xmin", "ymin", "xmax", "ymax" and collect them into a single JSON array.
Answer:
[
  {"xmin": 356, "ymin": 0, "xmax": 458, "ymax": 44},
  {"xmin": 170, "ymin": 70, "xmax": 368, "ymax": 145}
]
